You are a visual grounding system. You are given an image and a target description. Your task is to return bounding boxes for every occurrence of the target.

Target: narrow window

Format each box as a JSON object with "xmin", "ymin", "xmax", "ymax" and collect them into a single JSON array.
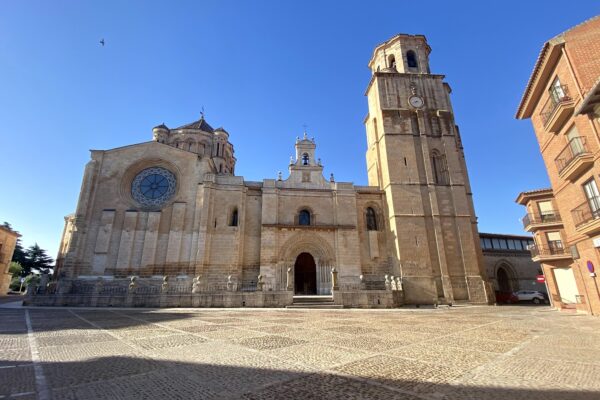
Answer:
[
  {"xmin": 411, "ymin": 113, "xmax": 420, "ymax": 135},
  {"xmin": 302, "ymin": 153, "xmax": 309, "ymax": 165},
  {"xmin": 537, "ymin": 200, "xmax": 555, "ymax": 223},
  {"xmin": 546, "ymin": 231, "xmax": 563, "ymax": 254},
  {"xmin": 583, "ymin": 179, "xmax": 600, "ymax": 219},
  {"xmin": 366, "ymin": 207, "xmax": 378, "ymax": 231},
  {"xmin": 431, "ymin": 151, "xmax": 449, "ymax": 185},
  {"xmin": 431, "ymin": 117, "xmax": 441, "ymax": 137},
  {"xmin": 219, "ymin": 164, "xmax": 223, "ymax": 173},
  {"xmin": 407, "ymin": 50, "xmax": 418, "ymax": 69},
  {"xmin": 230, "ymin": 208, "xmax": 238, "ymax": 227},
  {"xmin": 299, "ymin": 209, "xmax": 311, "ymax": 225},
  {"xmin": 549, "ymin": 77, "xmax": 567, "ymax": 104}
]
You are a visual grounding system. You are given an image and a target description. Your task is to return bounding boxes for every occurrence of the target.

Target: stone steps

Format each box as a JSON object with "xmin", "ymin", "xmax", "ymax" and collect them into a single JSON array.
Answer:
[{"xmin": 286, "ymin": 295, "xmax": 343, "ymax": 309}]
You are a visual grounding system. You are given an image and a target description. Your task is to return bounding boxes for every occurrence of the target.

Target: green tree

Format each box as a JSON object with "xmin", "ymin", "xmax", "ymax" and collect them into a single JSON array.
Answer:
[
  {"xmin": 22, "ymin": 243, "xmax": 54, "ymax": 275},
  {"xmin": 8, "ymin": 261, "xmax": 22, "ymax": 276},
  {"xmin": 11, "ymin": 238, "xmax": 27, "ymax": 266}
]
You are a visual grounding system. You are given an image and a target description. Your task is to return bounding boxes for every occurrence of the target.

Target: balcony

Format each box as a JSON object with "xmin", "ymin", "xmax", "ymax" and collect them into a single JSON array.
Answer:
[
  {"xmin": 571, "ymin": 196, "xmax": 600, "ymax": 235},
  {"xmin": 529, "ymin": 243, "xmax": 572, "ymax": 262},
  {"xmin": 555, "ymin": 137, "xmax": 594, "ymax": 181},
  {"xmin": 540, "ymin": 85, "xmax": 575, "ymax": 133},
  {"xmin": 522, "ymin": 211, "xmax": 562, "ymax": 232}
]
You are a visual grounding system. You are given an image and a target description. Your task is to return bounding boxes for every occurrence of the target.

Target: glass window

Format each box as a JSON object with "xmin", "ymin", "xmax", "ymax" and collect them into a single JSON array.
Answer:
[
  {"xmin": 507, "ymin": 240, "xmax": 516, "ymax": 250},
  {"xmin": 480, "ymin": 238, "xmax": 486, "ymax": 249},
  {"xmin": 366, "ymin": 208, "xmax": 378, "ymax": 231},
  {"xmin": 484, "ymin": 238, "xmax": 492, "ymax": 249},
  {"xmin": 499, "ymin": 239, "xmax": 508, "ymax": 250},
  {"xmin": 550, "ymin": 77, "xmax": 566, "ymax": 104},
  {"xmin": 514, "ymin": 240, "xmax": 523, "ymax": 250},
  {"xmin": 299, "ymin": 210, "xmax": 311, "ymax": 226},
  {"xmin": 492, "ymin": 238, "xmax": 501, "ymax": 249},
  {"xmin": 583, "ymin": 179, "xmax": 600, "ymax": 218}
]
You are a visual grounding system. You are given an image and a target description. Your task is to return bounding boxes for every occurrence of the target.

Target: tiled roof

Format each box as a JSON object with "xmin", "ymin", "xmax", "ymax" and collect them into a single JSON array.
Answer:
[
  {"xmin": 519, "ymin": 188, "xmax": 553, "ymax": 196},
  {"xmin": 516, "ymin": 15, "xmax": 600, "ymax": 118},
  {"xmin": 515, "ymin": 188, "xmax": 553, "ymax": 204},
  {"xmin": 175, "ymin": 117, "xmax": 214, "ymax": 132}
]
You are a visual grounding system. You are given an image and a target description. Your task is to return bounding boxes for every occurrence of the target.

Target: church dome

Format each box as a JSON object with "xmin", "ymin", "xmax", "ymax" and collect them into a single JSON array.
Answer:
[
  {"xmin": 214, "ymin": 127, "xmax": 229, "ymax": 136},
  {"xmin": 152, "ymin": 123, "xmax": 169, "ymax": 132},
  {"xmin": 174, "ymin": 116, "xmax": 214, "ymax": 133}
]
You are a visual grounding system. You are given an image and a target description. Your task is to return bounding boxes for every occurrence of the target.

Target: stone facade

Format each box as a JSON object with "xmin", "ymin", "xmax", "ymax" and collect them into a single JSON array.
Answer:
[
  {"xmin": 516, "ymin": 15, "xmax": 600, "ymax": 316},
  {"xmin": 29, "ymin": 34, "xmax": 491, "ymax": 308},
  {"xmin": 479, "ymin": 233, "xmax": 545, "ymax": 295},
  {"xmin": 0, "ymin": 225, "xmax": 20, "ymax": 295}
]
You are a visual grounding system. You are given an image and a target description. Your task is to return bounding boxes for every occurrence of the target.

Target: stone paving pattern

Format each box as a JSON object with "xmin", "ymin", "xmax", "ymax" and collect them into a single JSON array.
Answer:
[{"xmin": 1, "ymin": 304, "xmax": 600, "ymax": 399}]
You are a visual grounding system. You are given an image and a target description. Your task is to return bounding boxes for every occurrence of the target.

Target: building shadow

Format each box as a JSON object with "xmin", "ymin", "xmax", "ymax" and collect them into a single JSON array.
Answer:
[
  {"xmin": 1, "ymin": 355, "xmax": 598, "ymax": 400},
  {"xmin": 0, "ymin": 308, "xmax": 200, "ymax": 334}
]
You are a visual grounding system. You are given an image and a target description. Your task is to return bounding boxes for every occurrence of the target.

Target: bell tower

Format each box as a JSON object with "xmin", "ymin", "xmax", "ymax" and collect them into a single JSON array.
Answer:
[{"xmin": 364, "ymin": 34, "xmax": 490, "ymax": 304}]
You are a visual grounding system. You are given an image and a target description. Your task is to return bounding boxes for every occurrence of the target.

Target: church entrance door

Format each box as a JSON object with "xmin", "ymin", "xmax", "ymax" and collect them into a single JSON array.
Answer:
[{"xmin": 294, "ymin": 252, "xmax": 317, "ymax": 295}]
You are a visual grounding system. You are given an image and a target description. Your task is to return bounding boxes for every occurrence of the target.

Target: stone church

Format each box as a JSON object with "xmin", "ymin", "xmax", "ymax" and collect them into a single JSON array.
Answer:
[{"xmin": 30, "ymin": 34, "xmax": 492, "ymax": 307}]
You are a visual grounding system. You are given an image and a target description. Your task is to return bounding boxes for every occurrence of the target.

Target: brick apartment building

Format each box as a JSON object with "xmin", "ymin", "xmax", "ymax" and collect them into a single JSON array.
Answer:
[{"xmin": 516, "ymin": 15, "xmax": 600, "ymax": 315}]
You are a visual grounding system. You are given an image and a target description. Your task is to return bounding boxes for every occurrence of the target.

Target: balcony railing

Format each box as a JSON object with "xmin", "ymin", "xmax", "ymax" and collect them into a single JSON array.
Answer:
[
  {"xmin": 555, "ymin": 137, "xmax": 590, "ymax": 175},
  {"xmin": 541, "ymin": 85, "xmax": 572, "ymax": 125},
  {"xmin": 571, "ymin": 196, "xmax": 600, "ymax": 227},
  {"xmin": 529, "ymin": 242, "xmax": 570, "ymax": 259},
  {"xmin": 522, "ymin": 211, "xmax": 562, "ymax": 230}
]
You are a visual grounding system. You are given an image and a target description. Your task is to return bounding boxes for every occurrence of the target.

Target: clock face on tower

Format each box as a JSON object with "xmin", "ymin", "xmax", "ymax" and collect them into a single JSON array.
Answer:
[
  {"xmin": 409, "ymin": 95, "xmax": 424, "ymax": 109},
  {"xmin": 131, "ymin": 167, "xmax": 177, "ymax": 208}
]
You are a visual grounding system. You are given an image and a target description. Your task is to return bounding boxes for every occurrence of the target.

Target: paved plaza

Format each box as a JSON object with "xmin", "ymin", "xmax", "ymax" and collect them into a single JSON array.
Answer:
[{"xmin": 1, "ymin": 303, "xmax": 599, "ymax": 400}]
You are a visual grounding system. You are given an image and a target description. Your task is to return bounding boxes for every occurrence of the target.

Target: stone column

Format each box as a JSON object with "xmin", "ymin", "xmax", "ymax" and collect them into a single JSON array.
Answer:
[
  {"xmin": 331, "ymin": 267, "xmax": 339, "ymax": 291},
  {"xmin": 286, "ymin": 267, "xmax": 293, "ymax": 291}
]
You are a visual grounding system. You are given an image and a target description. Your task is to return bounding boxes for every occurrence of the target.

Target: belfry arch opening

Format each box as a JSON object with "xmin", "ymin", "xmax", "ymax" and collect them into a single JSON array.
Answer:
[{"xmin": 294, "ymin": 252, "xmax": 317, "ymax": 295}]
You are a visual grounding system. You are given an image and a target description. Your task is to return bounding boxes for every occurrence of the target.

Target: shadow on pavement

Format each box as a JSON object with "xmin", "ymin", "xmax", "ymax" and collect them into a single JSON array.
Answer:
[{"xmin": 0, "ymin": 355, "xmax": 598, "ymax": 400}]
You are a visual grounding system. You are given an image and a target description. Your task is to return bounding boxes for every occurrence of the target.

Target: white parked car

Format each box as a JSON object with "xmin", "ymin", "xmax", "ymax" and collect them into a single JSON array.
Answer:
[{"xmin": 514, "ymin": 290, "xmax": 546, "ymax": 304}]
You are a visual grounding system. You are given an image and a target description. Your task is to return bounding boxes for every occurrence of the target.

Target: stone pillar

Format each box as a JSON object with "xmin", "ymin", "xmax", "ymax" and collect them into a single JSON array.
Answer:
[
  {"xmin": 331, "ymin": 267, "xmax": 339, "ymax": 291},
  {"xmin": 286, "ymin": 267, "xmax": 293, "ymax": 291}
]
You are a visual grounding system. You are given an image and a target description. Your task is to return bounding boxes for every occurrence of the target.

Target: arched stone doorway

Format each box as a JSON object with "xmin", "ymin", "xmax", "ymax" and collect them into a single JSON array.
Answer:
[
  {"xmin": 294, "ymin": 252, "xmax": 317, "ymax": 295},
  {"xmin": 497, "ymin": 266, "xmax": 513, "ymax": 293}
]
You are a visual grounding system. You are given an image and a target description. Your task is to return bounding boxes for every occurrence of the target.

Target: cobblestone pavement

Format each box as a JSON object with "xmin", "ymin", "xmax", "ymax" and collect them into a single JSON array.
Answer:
[{"xmin": 1, "ymin": 304, "xmax": 599, "ymax": 399}]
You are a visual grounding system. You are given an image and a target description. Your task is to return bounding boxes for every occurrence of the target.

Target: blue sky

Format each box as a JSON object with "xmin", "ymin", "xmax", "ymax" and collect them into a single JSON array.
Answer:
[{"xmin": 1, "ymin": 1, "xmax": 599, "ymax": 259}]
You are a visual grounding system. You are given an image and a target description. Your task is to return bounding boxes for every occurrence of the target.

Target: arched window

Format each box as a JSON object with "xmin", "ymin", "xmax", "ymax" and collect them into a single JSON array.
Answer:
[
  {"xmin": 431, "ymin": 151, "xmax": 449, "ymax": 185},
  {"xmin": 298, "ymin": 209, "xmax": 311, "ymax": 225},
  {"xmin": 388, "ymin": 55, "xmax": 396, "ymax": 70},
  {"xmin": 407, "ymin": 50, "xmax": 418, "ymax": 69},
  {"xmin": 302, "ymin": 153, "xmax": 309, "ymax": 165},
  {"xmin": 230, "ymin": 208, "xmax": 238, "ymax": 227},
  {"xmin": 366, "ymin": 207, "xmax": 378, "ymax": 231}
]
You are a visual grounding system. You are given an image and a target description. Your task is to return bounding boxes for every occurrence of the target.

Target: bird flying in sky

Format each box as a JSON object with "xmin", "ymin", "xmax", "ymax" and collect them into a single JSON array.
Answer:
[{"xmin": 99, "ymin": 38, "xmax": 105, "ymax": 46}]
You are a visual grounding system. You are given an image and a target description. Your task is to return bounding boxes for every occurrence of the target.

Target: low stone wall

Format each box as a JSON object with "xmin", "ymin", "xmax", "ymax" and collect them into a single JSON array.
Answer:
[
  {"xmin": 332, "ymin": 289, "xmax": 403, "ymax": 308},
  {"xmin": 24, "ymin": 277, "xmax": 294, "ymax": 308},
  {"xmin": 25, "ymin": 289, "xmax": 294, "ymax": 308}
]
